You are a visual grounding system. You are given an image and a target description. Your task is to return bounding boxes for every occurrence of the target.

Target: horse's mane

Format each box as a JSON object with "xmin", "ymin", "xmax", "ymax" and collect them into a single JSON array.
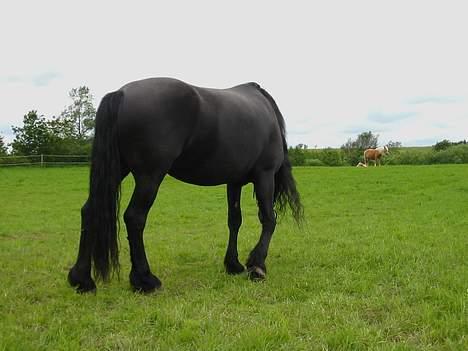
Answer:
[{"xmin": 252, "ymin": 83, "xmax": 288, "ymax": 153}]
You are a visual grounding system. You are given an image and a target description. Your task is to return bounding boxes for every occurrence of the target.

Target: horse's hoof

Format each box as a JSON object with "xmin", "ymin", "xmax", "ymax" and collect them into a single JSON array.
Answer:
[
  {"xmin": 247, "ymin": 266, "xmax": 266, "ymax": 281},
  {"xmin": 68, "ymin": 267, "xmax": 96, "ymax": 294},
  {"xmin": 130, "ymin": 271, "xmax": 162, "ymax": 293},
  {"xmin": 224, "ymin": 260, "xmax": 245, "ymax": 275}
]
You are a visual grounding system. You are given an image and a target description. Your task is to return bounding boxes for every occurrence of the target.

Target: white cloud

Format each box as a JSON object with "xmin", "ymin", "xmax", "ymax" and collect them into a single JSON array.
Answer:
[{"xmin": 407, "ymin": 96, "xmax": 465, "ymax": 105}]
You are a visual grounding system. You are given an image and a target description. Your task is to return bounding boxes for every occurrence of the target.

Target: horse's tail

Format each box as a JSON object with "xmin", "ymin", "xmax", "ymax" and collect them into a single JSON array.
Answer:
[
  {"xmin": 256, "ymin": 85, "xmax": 304, "ymax": 225},
  {"xmin": 274, "ymin": 154, "xmax": 304, "ymax": 224},
  {"xmin": 88, "ymin": 90, "xmax": 124, "ymax": 281}
]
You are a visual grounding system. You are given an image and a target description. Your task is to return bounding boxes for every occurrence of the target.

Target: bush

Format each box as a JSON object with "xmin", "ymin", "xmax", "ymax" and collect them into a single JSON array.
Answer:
[
  {"xmin": 306, "ymin": 148, "xmax": 345, "ymax": 166},
  {"xmin": 341, "ymin": 148, "xmax": 363, "ymax": 166},
  {"xmin": 288, "ymin": 147, "xmax": 307, "ymax": 166},
  {"xmin": 431, "ymin": 144, "xmax": 468, "ymax": 164},
  {"xmin": 320, "ymin": 148, "xmax": 345, "ymax": 166},
  {"xmin": 388, "ymin": 150, "xmax": 432, "ymax": 165}
]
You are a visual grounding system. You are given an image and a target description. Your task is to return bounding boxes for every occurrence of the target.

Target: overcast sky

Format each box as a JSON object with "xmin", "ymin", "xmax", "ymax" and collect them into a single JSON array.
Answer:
[{"xmin": 1, "ymin": 0, "xmax": 467, "ymax": 148}]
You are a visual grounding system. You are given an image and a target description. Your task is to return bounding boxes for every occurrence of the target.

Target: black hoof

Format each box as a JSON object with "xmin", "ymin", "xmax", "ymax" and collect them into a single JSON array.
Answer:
[
  {"xmin": 130, "ymin": 270, "xmax": 162, "ymax": 293},
  {"xmin": 224, "ymin": 259, "xmax": 245, "ymax": 275},
  {"xmin": 247, "ymin": 266, "xmax": 266, "ymax": 281},
  {"xmin": 68, "ymin": 267, "xmax": 96, "ymax": 294}
]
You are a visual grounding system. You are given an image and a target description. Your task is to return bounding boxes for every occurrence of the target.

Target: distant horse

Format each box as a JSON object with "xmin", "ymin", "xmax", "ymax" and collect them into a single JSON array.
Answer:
[
  {"xmin": 363, "ymin": 146, "xmax": 389, "ymax": 166},
  {"xmin": 68, "ymin": 78, "xmax": 303, "ymax": 293}
]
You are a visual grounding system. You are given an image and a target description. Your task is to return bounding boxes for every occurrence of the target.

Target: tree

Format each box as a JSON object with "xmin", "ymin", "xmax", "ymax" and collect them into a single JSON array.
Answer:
[
  {"xmin": 342, "ymin": 131, "xmax": 379, "ymax": 150},
  {"xmin": 11, "ymin": 111, "xmax": 53, "ymax": 155},
  {"xmin": 295, "ymin": 143, "xmax": 308, "ymax": 150},
  {"xmin": 10, "ymin": 87, "xmax": 97, "ymax": 156},
  {"xmin": 0, "ymin": 135, "xmax": 7, "ymax": 155},
  {"xmin": 59, "ymin": 86, "xmax": 96, "ymax": 140},
  {"xmin": 387, "ymin": 140, "xmax": 402, "ymax": 148},
  {"xmin": 433, "ymin": 139, "xmax": 452, "ymax": 151},
  {"xmin": 354, "ymin": 131, "xmax": 379, "ymax": 149}
]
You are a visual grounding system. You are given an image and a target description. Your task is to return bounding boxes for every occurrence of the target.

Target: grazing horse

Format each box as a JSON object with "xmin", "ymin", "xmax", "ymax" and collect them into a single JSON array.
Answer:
[
  {"xmin": 68, "ymin": 77, "xmax": 303, "ymax": 293},
  {"xmin": 363, "ymin": 145, "xmax": 389, "ymax": 166}
]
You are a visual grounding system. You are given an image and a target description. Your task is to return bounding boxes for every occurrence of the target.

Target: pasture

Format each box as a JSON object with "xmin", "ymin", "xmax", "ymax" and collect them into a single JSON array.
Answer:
[{"xmin": 0, "ymin": 165, "xmax": 466, "ymax": 350}]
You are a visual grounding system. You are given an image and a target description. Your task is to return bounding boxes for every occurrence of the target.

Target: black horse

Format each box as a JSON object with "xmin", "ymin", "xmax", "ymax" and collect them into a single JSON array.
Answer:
[{"xmin": 68, "ymin": 77, "xmax": 303, "ymax": 293}]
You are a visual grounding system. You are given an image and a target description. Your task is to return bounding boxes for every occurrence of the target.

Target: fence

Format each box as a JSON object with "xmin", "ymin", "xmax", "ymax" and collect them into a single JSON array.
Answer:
[{"xmin": 0, "ymin": 154, "xmax": 90, "ymax": 167}]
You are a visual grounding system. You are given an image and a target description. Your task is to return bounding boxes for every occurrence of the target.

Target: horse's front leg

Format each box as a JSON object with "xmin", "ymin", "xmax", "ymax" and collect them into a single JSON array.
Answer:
[
  {"xmin": 246, "ymin": 172, "xmax": 276, "ymax": 280},
  {"xmin": 224, "ymin": 183, "xmax": 245, "ymax": 274},
  {"xmin": 124, "ymin": 173, "xmax": 164, "ymax": 293}
]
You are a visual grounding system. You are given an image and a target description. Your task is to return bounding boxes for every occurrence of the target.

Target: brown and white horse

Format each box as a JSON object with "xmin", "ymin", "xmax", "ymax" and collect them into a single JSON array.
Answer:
[{"xmin": 363, "ymin": 146, "xmax": 389, "ymax": 166}]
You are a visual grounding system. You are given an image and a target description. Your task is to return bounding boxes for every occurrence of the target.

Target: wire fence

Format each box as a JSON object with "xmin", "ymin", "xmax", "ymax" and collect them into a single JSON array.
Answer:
[{"xmin": 0, "ymin": 154, "xmax": 90, "ymax": 167}]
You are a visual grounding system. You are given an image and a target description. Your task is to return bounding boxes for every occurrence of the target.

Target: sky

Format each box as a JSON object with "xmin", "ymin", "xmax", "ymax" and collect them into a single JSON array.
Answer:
[{"xmin": 1, "ymin": 0, "xmax": 467, "ymax": 148}]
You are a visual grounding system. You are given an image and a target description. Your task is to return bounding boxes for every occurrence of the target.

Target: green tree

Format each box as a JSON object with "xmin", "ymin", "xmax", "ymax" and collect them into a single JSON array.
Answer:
[
  {"xmin": 353, "ymin": 131, "xmax": 379, "ymax": 149},
  {"xmin": 0, "ymin": 135, "xmax": 7, "ymax": 155},
  {"xmin": 58, "ymin": 86, "xmax": 96, "ymax": 140},
  {"xmin": 433, "ymin": 139, "xmax": 452, "ymax": 151},
  {"xmin": 387, "ymin": 140, "xmax": 402, "ymax": 148},
  {"xmin": 45, "ymin": 116, "xmax": 92, "ymax": 155},
  {"xmin": 11, "ymin": 111, "xmax": 53, "ymax": 155}
]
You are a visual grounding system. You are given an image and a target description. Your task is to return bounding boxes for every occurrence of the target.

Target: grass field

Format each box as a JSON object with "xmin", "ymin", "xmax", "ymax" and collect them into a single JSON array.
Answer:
[{"xmin": 0, "ymin": 165, "xmax": 466, "ymax": 350}]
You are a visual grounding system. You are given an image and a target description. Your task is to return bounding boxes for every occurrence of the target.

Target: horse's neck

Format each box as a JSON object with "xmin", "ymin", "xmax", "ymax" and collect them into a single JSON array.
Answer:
[{"xmin": 375, "ymin": 146, "xmax": 384, "ymax": 152}]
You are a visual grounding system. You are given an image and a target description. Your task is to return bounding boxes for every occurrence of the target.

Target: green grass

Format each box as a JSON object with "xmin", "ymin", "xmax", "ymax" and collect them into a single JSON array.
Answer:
[{"xmin": 0, "ymin": 165, "xmax": 466, "ymax": 350}]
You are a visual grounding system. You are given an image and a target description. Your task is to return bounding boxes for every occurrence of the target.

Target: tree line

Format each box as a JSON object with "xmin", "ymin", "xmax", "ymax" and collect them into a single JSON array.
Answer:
[
  {"xmin": 0, "ymin": 86, "xmax": 95, "ymax": 156},
  {"xmin": 288, "ymin": 132, "xmax": 468, "ymax": 166}
]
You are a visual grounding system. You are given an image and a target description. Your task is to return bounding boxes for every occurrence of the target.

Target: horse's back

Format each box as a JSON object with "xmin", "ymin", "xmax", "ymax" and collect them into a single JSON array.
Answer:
[{"xmin": 115, "ymin": 78, "xmax": 283, "ymax": 184}]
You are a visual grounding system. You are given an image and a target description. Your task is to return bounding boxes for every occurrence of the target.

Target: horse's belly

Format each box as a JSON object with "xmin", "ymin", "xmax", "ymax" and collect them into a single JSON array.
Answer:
[{"xmin": 169, "ymin": 157, "xmax": 253, "ymax": 186}]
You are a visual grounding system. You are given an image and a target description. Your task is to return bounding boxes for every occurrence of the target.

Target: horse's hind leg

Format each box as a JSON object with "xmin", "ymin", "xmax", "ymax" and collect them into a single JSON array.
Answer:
[
  {"xmin": 246, "ymin": 171, "xmax": 276, "ymax": 280},
  {"xmin": 224, "ymin": 183, "xmax": 245, "ymax": 274},
  {"xmin": 68, "ymin": 200, "xmax": 97, "ymax": 293},
  {"xmin": 124, "ymin": 173, "xmax": 165, "ymax": 293}
]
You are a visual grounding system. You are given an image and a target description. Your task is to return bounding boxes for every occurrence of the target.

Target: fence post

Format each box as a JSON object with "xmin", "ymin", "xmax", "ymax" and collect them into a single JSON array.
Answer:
[{"xmin": 41, "ymin": 154, "xmax": 44, "ymax": 167}]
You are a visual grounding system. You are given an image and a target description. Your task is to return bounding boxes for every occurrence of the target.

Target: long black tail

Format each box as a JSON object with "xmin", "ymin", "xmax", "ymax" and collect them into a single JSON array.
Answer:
[
  {"xmin": 88, "ymin": 90, "xmax": 123, "ymax": 281},
  {"xmin": 274, "ymin": 155, "xmax": 304, "ymax": 224},
  {"xmin": 257, "ymin": 85, "xmax": 304, "ymax": 224}
]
